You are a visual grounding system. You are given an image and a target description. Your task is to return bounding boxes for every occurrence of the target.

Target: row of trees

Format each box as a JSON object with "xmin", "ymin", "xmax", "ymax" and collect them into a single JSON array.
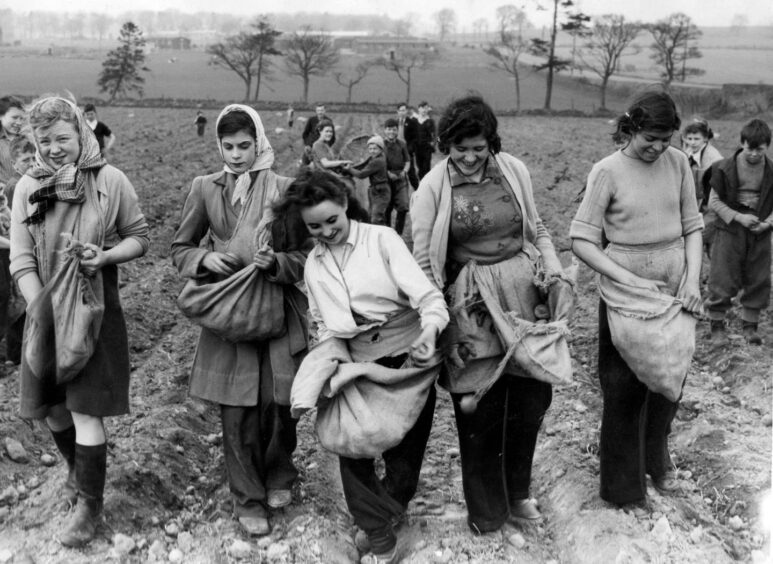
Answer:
[
  {"xmin": 207, "ymin": 18, "xmax": 438, "ymax": 104},
  {"xmin": 95, "ymin": 9, "xmax": 705, "ymax": 110},
  {"xmin": 484, "ymin": 2, "xmax": 704, "ymax": 111}
]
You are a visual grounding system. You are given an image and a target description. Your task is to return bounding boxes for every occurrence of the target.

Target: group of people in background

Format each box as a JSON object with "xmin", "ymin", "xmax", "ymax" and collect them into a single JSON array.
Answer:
[{"xmin": 0, "ymin": 87, "xmax": 770, "ymax": 564}]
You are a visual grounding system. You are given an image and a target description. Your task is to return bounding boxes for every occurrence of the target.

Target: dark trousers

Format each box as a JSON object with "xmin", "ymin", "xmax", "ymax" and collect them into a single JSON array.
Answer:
[
  {"xmin": 452, "ymin": 374, "xmax": 552, "ymax": 533},
  {"xmin": 415, "ymin": 148, "xmax": 433, "ymax": 180},
  {"xmin": 221, "ymin": 402, "xmax": 298, "ymax": 517},
  {"xmin": 706, "ymin": 220, "xmax": 772, "ymax": 323},
  {"xmin": 339, "ymin": 364, "xmax": 436, "ymax": 554},
  {"xmin": 407, "ymin": 150, "xmax": 419, "ymax": 189},
  {"xmin": 598, "ymin": 300, "xmax": 678, "ymax": 505},
  {"xmin": 6, "ymin": 313, "xmax": 23, "ymax": 364}
]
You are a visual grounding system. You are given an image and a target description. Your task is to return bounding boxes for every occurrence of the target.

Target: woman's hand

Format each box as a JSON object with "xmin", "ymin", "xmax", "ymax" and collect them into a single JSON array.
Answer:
[
  {"xmin": 201, "ymin": 252, "xmax": 239, "ymax": 276},
  {"xmin": 677, "ymin": 279, "xmax": 703, "ymax": 314},
  {"xmin": 79, "ymin": 243, "xmax": 108, "ymax": 277},
  {"xmin": 254, "ymin": 246, "xmax": 276, "ymax": 271},
  {"xmin": 410, "ymin": 326, "xmax": 438, "ymax": 367},
  {"xmin": 735, "ymin": 213, "xmax": 760, "ymax": 230}
]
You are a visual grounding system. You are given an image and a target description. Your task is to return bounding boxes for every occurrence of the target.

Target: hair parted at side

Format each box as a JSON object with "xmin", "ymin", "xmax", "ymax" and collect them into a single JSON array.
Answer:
[
  {"xmin": 740, "ymin": 118, "xmax": 772, "ymax": 148},
  {"xmin": 217, "ymin": 109, "xmax": 256, "ymax": 139},
  {"xmin": 28, "ymin": 95, "xmax": 80, "ymax": 132},
  {"xmin": 0, "ymin": 96, "xmax": 24, "ymax": 117},
  {"xmin": 683, "ymin": 118, "xmax": 713, "ymax": 140},
  {"xmin": 273, "ymin": 168, "xmax": 369, "ymax": 224},
  {"xmin": 613, "ymin": 89, "xmax": 681, "ymax": 141},
  {"xmin": 437, "ymin": 95, "xmax": 501, "ymax": 155}
]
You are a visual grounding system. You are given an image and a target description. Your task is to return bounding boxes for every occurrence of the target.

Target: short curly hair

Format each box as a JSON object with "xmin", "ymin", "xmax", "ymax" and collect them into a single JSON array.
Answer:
[{"xmin": 437, "ymin": 95, "xmax": 501, "ymax": 155}]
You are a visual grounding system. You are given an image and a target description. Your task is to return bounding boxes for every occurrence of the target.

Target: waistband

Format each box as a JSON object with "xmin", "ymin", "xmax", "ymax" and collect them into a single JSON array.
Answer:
[{"xmin": 607, "ymin": 238, "xmax": 684, "ymax": 253}]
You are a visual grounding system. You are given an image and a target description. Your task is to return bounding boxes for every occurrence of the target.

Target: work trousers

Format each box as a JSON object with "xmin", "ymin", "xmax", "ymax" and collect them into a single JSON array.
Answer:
[
  {"xmin": 598, "ymin": 299, "xmax": 678, "ymax": 505},
  {"xmin": 339, "ymin": 354, "xmax": 436, "ymax": 554},
  {"xmin": 451, "ymin": 374, "xmax": 552, "ymax": 533},
  {"xmin": 221, "ymin": 402, "xmax": 298, "ymax": 518},
  {"xmin": 706, "ymin": 220, "xmax": 772, "ymax": 323}
]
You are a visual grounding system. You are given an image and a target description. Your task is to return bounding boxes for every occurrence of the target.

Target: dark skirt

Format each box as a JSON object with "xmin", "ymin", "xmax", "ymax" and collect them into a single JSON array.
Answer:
[{"xmin": 19, "ymin": 263, "xmax": 131, "ymax": 419}]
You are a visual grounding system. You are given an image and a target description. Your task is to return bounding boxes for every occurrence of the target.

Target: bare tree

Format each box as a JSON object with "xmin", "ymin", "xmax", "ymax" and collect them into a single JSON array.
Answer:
[
  {"xmin": 579, "ymin": 14, "xmax": 641, "ymax": 110},
  {"xmin": 380, "ymin": 48, "xmax": 440, "ymax": 104},
  {"xmin": 648, "ymin": 13, "xmax": 704, "ymax": 84},
  {"xmin": 486, "ymin": 34, "xmax": 529, "ymax": 111},
  {"xmin": 333, "ymin": 60, "xmax": 375, "ymax": 103},
  {"xmin": 207, "ymin": 33, "xmax": 263, "ymax": 101},
  {"xmin": 250, "ymin": 17, "xmax": 282, "ymax": 102},
  {"xmin": 434, "ymin": 8, "xmax": 456, "ymax": 41},
  {"xmin": 472, "ymin": 18, "xmax": 487, "ymax": 43},
  {"xmin": 496, "ymin": 4, "xmax": 528, "ymax": 42},
  {"xmin": 529, "ymin": 0, "xmax": 590, "ymax": 110},
  {"xmin": 284, "ymin": 26, "xmax": 340, "ymax": 104}
]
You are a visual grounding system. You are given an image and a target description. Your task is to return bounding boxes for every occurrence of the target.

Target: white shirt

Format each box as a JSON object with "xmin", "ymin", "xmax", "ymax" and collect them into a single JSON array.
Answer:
[
  {"xmin": 86, "ymin": 119, "xmax": 98, "ymax": 131},
  {"xmin": 305, "ymin": 221, "xmax": 449, "ymax": 341}
]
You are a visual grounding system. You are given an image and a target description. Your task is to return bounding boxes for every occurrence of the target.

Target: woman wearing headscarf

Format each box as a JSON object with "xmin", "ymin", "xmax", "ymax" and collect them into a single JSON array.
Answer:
[
  {"xmin": 171, "ymin": 104, "xmax": 309, "ymax": 537},
  {"xmin": 10, "ymin": 96, "xmax": 149, "ymax": 546}
]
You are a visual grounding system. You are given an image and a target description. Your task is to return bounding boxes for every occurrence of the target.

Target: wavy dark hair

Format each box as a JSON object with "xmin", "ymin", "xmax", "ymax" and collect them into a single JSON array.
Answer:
[
  {"xmin": 437, "ymin": 95, "xmax": 502, "ymax": 155},
  {"xmin": 217, "ymin": 110, "xmax": 256, "ymax": 139},
  {"xmin": 613, "ymin": 90, "xmax": 681, "ymax": 141},
  {"xmin": 273, "ymin": 169, "xmax": 369, "ymax": 239}
]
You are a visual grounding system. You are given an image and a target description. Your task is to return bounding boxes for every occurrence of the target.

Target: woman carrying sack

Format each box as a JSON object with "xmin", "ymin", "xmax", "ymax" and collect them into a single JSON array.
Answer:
[
  {"xmin": 411, "ymin": 95, "xmax": 573, "ymax": 535},
  {"xmin": 279, "ymin": 169, "xmax": 448, "ymax": 564},
  {"xmin": 571, "ymin": 90, "xmax": 703, "ymax": 509},
  {"xmin": 171, "ymin": 105, "xmax": 309, "ymax": 537},
  {"xmin": 10, "ymin": 96, "xmax": 149, "ymax": 547}
]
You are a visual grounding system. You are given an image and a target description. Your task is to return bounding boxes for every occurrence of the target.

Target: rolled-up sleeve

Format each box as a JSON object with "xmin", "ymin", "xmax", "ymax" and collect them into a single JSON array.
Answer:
[
  {"xmin": 9, "ymin": 176, "xmax": 38, "ymax": 282},
  {"xmin": 380, "ymin": 229, "xmax": 449, "ymax": 333},
  {"xmin": 171, "ymin": 177, "xmax": 211, "ymax": 278},
  {"xmin": 569, "ymin": 167, "xmax": 610, "ymax": 245}
]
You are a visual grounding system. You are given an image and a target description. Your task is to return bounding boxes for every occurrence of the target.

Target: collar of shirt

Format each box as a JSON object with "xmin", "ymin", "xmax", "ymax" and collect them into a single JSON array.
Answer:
[
  {"xmin": 448, "ymin": 156, "xmax": 500, "ymax": 187},
  {"xmin": 313, "ymin": 218, "xmax": 360, "ymax": 264},
  {"xmin": 86, "ymin": 119, "xmax": 98, "ymax": 130}
]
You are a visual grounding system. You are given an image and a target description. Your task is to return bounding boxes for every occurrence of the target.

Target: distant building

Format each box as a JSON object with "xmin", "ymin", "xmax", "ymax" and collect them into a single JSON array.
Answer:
[
  {"xmin": 146, "ymin": 35, "xmax": 191, "ymax": 50},
  {"xmin": 351, "ymin": 37, "xmax": 438, "ymax": 57}
]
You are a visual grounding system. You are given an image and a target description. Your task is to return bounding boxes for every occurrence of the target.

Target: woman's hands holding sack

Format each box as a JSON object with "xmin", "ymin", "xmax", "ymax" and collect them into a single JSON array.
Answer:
[
  {"xmin": 677, "ymin": 279, "xmax": 703, "ymax": 314},
  {"xmin": 410, "ymin": 325, "xmax": 438, "ymax": 367},
  {"xmin": 253, "ymin": 244, "xmax": 276, "ymax": 271},
  {"xmin": 79, "ymin": 243, "xmax": 107, "ymax": 277},
  {"xmin": 202, "ymin": 252, "xmax": 241, "ymax": 276}
]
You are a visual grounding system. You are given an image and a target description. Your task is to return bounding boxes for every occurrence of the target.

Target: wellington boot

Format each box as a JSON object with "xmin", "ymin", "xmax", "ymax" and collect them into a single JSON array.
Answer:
[
  {"xmin": 50, "ymin": 426, "xmax": 78, "ymax": 510},
  {"xmin": 58, "ymin": 443, "xmax": 106, "ymax": 547}
]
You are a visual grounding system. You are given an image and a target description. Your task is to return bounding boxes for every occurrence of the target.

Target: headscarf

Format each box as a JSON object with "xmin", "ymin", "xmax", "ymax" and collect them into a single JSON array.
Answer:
[
  {"xmin": 25, "ymin": 97, "xmax": 105, "ymax": 225},
  {"xmin": 216, "ymin": 104, "xmax": 274, "ymax": 208}
]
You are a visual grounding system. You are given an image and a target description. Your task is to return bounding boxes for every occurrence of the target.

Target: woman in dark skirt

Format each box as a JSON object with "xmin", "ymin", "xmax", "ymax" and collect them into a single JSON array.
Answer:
[{"xmin": 9, "ymin": 96, "xmax": 149, "ymax": 546}]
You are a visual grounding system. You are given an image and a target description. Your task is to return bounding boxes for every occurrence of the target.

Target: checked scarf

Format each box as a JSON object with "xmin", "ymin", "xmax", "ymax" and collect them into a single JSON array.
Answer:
[{"xmin": 24, "ymin": 98, "xmax": 106, "ymax": 225}]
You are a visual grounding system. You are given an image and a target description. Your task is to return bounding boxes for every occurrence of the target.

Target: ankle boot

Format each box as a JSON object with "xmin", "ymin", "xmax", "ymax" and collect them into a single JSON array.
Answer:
[
  {"xmin": 50, "ymin": 426, "xmax": 78, "ymax": 509},
  {"xmin": 59, "ymin": 443, "xmax": 106, "ymax": 548}
]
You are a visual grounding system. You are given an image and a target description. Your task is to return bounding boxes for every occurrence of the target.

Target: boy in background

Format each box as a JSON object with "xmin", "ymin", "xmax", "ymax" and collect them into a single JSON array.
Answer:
[
  {"xmin": 194, "ymin": 111, "xmax": 207, "ymax": 137},
  {"xmin": 383, "ymin": 118, "xmax": 411, "ymax": 235},
  {"xmin": 706, "ymin": 119, "xmax": 773, "ymax": 345},
  {"xmin": 83, "ymin": 103, "xmax": 116, "ymax": 158},
  {"xmin": 345, "ymin": 136, "xmax": 390, "ymax": 225}
]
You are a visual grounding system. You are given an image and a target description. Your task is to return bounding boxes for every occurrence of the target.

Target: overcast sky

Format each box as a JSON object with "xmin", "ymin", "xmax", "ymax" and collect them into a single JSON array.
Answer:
[{"xmin": 3, "ymin": 0, "xmax": 771, "ymax": 29}]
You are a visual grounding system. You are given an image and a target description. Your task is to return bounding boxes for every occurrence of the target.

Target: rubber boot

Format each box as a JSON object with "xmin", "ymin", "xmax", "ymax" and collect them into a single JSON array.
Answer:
[
  {"xmin": 59, "ymin": 443, "xmax": 106, "ymax": 548},
  {"xmin": 50, "ymin": 426, "xmax": 78, "ymax": 510},
  {"xmin": 394, "ymin": 211, "xmax": 407, "ymax": 236}
]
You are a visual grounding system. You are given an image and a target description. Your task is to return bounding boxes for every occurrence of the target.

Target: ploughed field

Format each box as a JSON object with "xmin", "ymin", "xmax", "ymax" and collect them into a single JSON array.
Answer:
[{"xmin": 0, "ymin": 107, "xmax": 769, "ymax": 563}]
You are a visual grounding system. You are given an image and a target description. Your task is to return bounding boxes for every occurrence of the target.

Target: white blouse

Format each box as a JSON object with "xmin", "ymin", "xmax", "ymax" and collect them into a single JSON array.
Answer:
[{"xmin": 305, "ymin": 220, "xmax": 449, "ymax": 341}]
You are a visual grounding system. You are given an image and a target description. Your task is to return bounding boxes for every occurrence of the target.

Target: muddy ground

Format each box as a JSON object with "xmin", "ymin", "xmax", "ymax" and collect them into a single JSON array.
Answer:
[{"xmin": 0, "ymin": 109, "xmax": 770, "ymax": 563}]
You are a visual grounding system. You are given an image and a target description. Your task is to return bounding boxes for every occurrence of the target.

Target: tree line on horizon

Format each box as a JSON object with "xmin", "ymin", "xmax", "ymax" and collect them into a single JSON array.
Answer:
[{"xmin": 93, "ymin": 5, "xmax": 714, "ymax": 111}]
